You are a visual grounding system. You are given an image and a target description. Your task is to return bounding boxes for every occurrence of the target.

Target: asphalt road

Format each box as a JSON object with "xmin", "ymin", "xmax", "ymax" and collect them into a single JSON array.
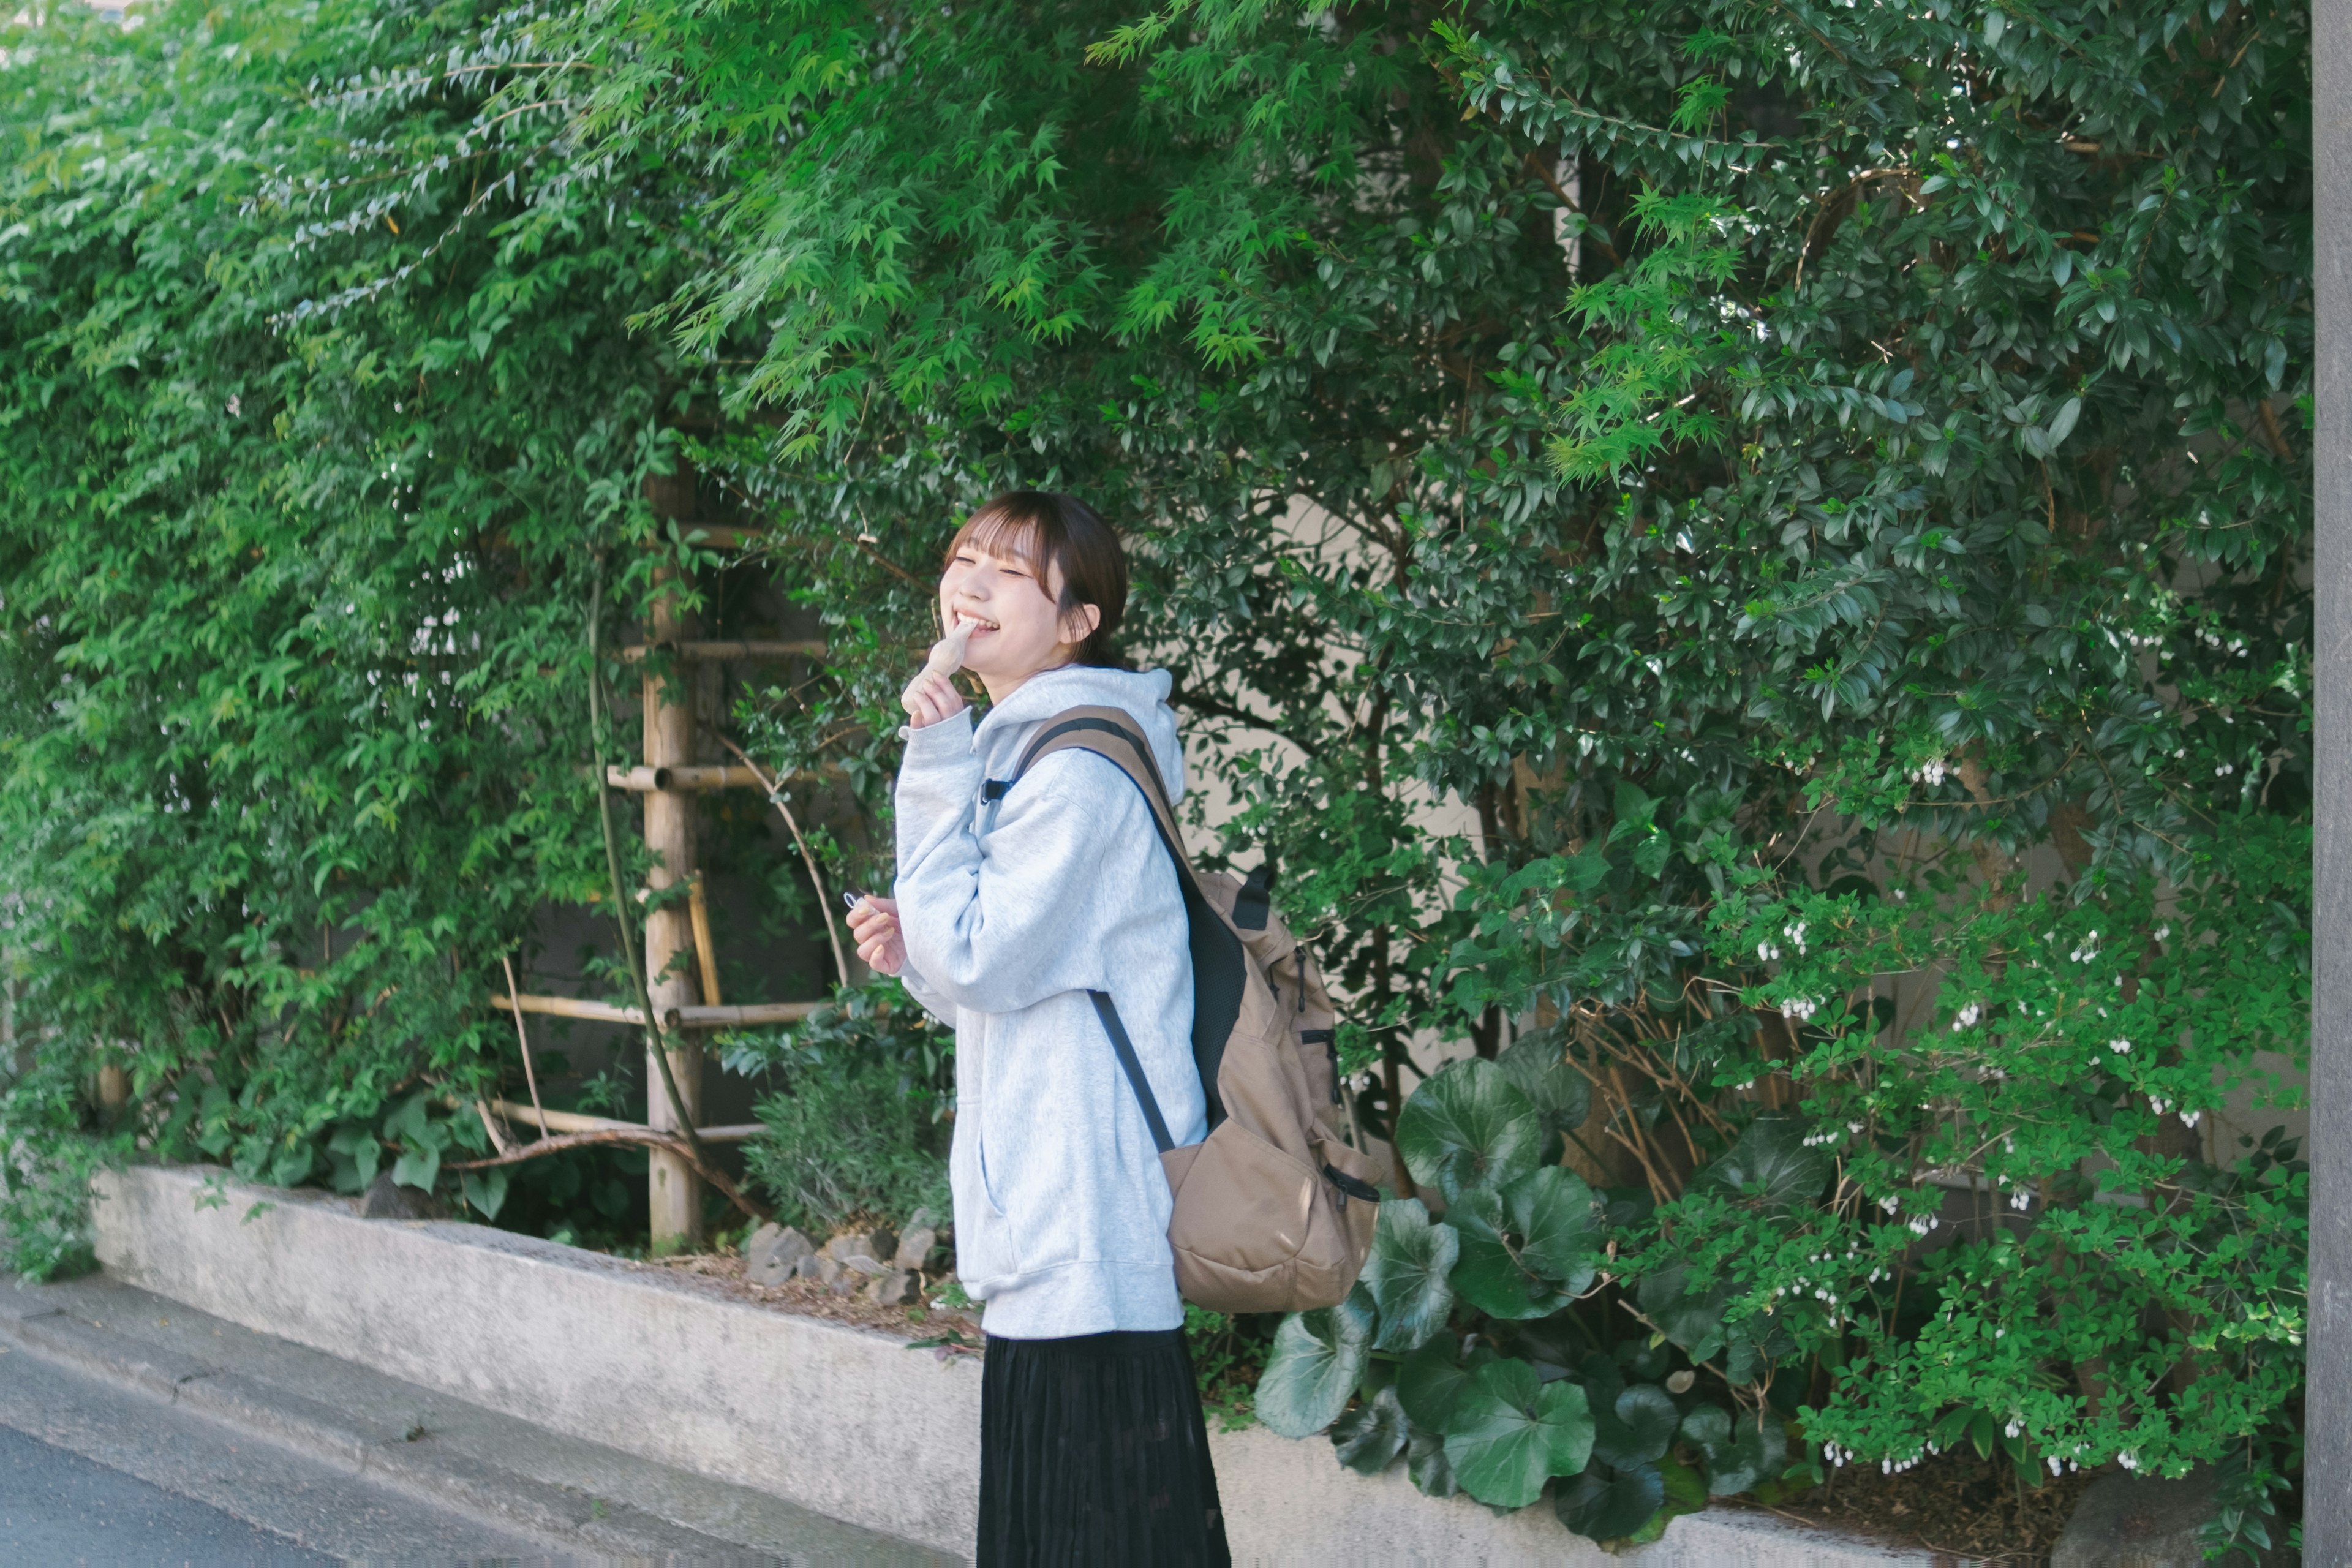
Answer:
[{"xmin": 0, "ymin": 1422, "xmax": 333, "ymax": 1565}]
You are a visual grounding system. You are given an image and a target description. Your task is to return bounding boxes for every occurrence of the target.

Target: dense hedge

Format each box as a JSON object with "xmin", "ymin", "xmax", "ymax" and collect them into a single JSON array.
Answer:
[{"xmin": 0, "ymin": 0, "xmax": 2312, "ymax": 1553}]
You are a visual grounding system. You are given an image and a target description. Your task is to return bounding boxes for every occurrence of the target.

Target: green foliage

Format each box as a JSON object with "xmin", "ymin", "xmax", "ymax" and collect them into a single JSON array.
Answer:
[
  {"xmin": 0, "ymin": 1054, "xmax": 110, "ymax": 1281},
  {"xmin": 729, "ymin": 981, "xmax": 952, "ymax": 1234},
  {"xmin": 0, "ymin": 0, "xmax": 785, "ymax": 1226},
  {"xmin": 1184, "ymin": 1303, "xmax": 1274, "ymax": 1433},
  {"xmin": 0, "ymin": 0, "xmax": 2315, "ymax": 1547}
]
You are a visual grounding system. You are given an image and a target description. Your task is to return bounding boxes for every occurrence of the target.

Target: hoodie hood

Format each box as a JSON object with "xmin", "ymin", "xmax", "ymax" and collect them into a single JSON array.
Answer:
[{"xmin": 970, "ymin": 663, "xmax": 1187, "ymax": 804}]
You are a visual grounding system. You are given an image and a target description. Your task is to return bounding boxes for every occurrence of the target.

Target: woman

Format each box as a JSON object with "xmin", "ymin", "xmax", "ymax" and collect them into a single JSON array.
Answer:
[{"xmin": 845, "ymin": 491, "xmax": 1231, "ymax": 1567}]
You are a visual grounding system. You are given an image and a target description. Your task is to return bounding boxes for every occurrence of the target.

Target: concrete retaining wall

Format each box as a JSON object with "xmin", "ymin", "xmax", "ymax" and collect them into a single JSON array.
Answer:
[{"xmin": 92, "ymin": 1164, "xmax": 1914, "ymax": 1564}]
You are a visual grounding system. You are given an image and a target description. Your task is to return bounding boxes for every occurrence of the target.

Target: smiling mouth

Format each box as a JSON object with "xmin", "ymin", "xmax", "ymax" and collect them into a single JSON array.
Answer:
[{"xmin": 955, "ymin": 614, "xmax": 1000, "ymax": 633}]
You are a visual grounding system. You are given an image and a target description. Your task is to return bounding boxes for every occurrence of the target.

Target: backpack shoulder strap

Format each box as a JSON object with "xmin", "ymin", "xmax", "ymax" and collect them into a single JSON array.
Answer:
[
  {"xmin": 1007, "ymin": 706, "xmax": 1188, "ymax": 858},
  {"xmin": 999, "ymin": 704, "xmax": 1242, "ymax": 1133}
]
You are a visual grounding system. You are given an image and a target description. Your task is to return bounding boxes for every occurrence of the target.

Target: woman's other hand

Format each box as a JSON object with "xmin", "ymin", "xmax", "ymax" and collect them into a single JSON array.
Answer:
[
  {"xmin": 902, "ymin": 668, "xmax": 968, "ymax": 729},
  {"xmin": 848, "ymin": 894, "xmax": 907, "ymax": 976}
]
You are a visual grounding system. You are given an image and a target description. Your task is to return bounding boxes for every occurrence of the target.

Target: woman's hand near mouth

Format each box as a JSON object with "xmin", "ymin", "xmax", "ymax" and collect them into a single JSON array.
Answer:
[
  {"xmin": 903, "ymin": 614, "xmax": 976, "ymax": 729},
  {"xmin": 903, "ymin": 665, "xmax": 967, "ymax": 729}
]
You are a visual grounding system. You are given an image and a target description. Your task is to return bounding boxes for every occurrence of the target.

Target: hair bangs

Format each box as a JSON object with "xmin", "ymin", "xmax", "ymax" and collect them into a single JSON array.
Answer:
[{"xmin": 949, "ymin": 499, "xmax": 1050, "ymax": 576}]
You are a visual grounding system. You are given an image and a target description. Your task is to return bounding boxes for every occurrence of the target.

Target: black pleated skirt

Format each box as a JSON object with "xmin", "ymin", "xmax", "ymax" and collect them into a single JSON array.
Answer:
[{"xmin": 978, "ymin": 1330, "xmax": 1232, "ymax": 1568}]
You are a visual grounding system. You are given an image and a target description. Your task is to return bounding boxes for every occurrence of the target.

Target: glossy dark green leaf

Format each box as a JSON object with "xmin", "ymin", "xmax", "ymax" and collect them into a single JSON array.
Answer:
[
  {"xmin": 1494, "ymin": 1029, "xmax": 1591, "ymax": 1134},
  {"xmin": 1329, "ymin": 1385, "xmax": 1410, "ymax": 1475},
  {"xmin": 1695, "ymin": 1115, "xmax": 1833, "ymax": 1208},
  {"xmin": 1360, "ymin": 1199, "xmax": 1458, "ymax": 1352},
  {"xmin": 1509, "ymin": 1166, "xmax": 1602, "ymax": 1291},
  {"xmin": 1448, "ymin": 1167, "xmax": 1600, "ymax": 1319},
  {"xmin": 1556, "ymin": 1461, "xmax": 1666, "ymax": 1542},
  {"xmin": 1407, "ymin": 1428, "xmax": 1458, "ymax": 1498},
  {"xmin": 1441, "ymin": 1358, "xmax": 1596, "ymax": 1509},
  {"xmin": 1591, "ymin": 1384, "xmax": 1679, "ymax": 1469},
  {"xmin": 1396, "ymin": 1335, "xmax": 1475, "ymax": 1432},
  {"xmin": 1395, "ymin": 1060, "xmax": 1543, "ymax": 1201},
  {"xmin": 1637, "ymin": 1264, "xmax": 1730, "ymax": 1363},
  {"xmin": 1256, "ymin": 1286, "xmax": 1374, "ymax": 1438},
  {"xmin": 1680, "ymin": 1405, "xmax": 1787, "ymax": 1494}
]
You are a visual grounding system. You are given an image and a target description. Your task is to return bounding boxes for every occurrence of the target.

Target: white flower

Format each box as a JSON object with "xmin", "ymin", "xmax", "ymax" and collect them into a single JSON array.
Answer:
[
  {"xmin": 1954, "ymin": 1002, "xmax": 1982, "ymax": 1028},
  {"xmin": 1781, "ymin": 996, "xmax": 1820, "ymax": 1022},
  {"xmin": 2109, "ymin": 1038, "xmax": 2132, "ymax": 1054}
]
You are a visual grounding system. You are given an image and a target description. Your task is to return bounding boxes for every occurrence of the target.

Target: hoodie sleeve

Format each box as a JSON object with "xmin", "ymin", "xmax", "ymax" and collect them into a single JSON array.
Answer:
[
  {"xmin": 894, "ymin": 727, "xmax": 1172, "ymax": 1017},
  {"xmin": 894, "ymin": 957, "xmax": 957, "ymax": 1028}
]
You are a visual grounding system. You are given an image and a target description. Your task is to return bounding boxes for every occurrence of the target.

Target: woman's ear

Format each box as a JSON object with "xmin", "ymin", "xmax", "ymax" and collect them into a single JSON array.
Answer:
[{"xmin": 1063, "ymin": 602, "xmax": 1103, "ymax": 647}]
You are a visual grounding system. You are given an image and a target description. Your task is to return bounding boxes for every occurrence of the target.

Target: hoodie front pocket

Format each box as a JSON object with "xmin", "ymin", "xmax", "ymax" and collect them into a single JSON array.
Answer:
[{"xmin": 951, "ymin": 1117, "xmax": 1022, "ymax": 1283}]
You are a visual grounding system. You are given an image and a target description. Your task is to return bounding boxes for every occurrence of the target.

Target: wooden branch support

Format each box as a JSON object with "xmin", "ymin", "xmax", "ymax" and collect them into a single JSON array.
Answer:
[
  {"xmin": 603, "ymin": 764, "xmax": 767, "ymax": 791},
  {"xmin": 475, "ymin": 1097, "xmax": 759, "ymax": 1142},
  {"xmin": 619, "ymin": 641, "xmax": 826, "ymax": 662},
  {"xmin": 491, "ymin": 993, "xmax": 820, "ymax": 1029}
]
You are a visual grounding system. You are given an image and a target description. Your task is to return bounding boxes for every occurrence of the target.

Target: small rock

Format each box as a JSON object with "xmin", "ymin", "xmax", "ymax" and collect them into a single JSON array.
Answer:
[
  {"xmin": 826, "ymin": 1228, "xmax": 895, "ymax": 1276},
  {"xmin": 867, "ymin": 1268, "xmax": 919, "ymax": 1307},
  {"xmin": 813, "ymin": 1254, "xmax": 845, "ymax": 1288},
  {"xmin": 2050, "ymin": 1466, "xmax": 2288, "ymax": 1567},
  {"xmin": 745, "ymin": 1223, "xmax": 815, "ymax": 1287},
  {"xmin": 892, "ymin": 1226, "xmax": 937, "ymax": 1270},
  {"xmin": 359, "ymin": 1173, "xmax": 444, "ymax": 1221}
]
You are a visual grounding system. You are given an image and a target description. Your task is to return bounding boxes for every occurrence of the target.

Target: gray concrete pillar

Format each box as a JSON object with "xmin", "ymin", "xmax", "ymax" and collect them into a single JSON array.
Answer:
[{"xmin": 2313, "ymin": 0, "xmax": 2350, "ymax": 1554}]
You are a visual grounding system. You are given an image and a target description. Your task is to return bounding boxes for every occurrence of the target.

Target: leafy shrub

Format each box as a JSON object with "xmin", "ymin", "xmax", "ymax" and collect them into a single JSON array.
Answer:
[
  {"xmin": 726, "ymin": 981, "xmax": 952, "ymax": 1235},
  {"xmin": 0, "ymin": 0, "xmax": 2313, "ymax": 1548},
  {"xmin": 1260, "ymin": 821, "xmax": 2305, "ymax": 1545}
]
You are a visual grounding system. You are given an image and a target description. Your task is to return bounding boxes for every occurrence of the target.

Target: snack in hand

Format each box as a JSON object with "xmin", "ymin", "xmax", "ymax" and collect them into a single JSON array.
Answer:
[{"xmin": 903, "ymin": 616, "xmax": 976, "ymax": 706}]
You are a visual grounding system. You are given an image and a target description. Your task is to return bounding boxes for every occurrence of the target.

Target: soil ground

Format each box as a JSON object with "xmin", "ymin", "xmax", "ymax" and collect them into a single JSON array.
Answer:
[
  {"xmin": 646, "ymin": 1249, "xmax": 977, "ymax": 1346},
  {"xmin": 1723, "ymin": 1447, "xmax": 2097, "ymax": 1566}
]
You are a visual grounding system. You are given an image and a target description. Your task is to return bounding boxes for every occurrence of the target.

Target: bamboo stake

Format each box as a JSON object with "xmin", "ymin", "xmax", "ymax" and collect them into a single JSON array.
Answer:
[
  {"xmin": 716, "ymin": 735, "xmax": 851, "ymax": 986},
  {"xmin": 586, "ymin": 566, "xmax": 750, "ymax": 1224},
  {"xmin": 491, "ymin": 993, "xmax": 818, "ymax": 1028},
  {"xmin": 500, "ymin": 954, "xmax": 551, "ymax": 1137},
  {"xmin": 687, "ymin": 873, "xmax": 723, "ymax": 1008}
]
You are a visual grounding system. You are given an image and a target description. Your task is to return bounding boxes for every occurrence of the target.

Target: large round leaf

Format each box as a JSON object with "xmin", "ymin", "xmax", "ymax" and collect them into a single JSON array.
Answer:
[
  {"xmin": 1509, "ymin": 1166, "xmax": 1603, "ymax": 1291},
  {"xmin": 1395, "ymin": 1059, "xmax": 1543, "ymax": 1201},
  {"xmin": 1407, "ymin": 1428, "xmax": 1458, "ymax": 1498},
  {"xmin": 1361, "ymin": 1199, "xmax": 1459, "ymax": 1352},
  {"xmin": 1496, "ymin": 1028, "xmax": 1592, "ymax": 1133},
  {"xmin": 1396, "ymin": 1335, "xmax": 1475, "ymax": 1432},
  {"xmin": 1679, "ymin": 1404, "xmax": 1788, "ymax": 1494},
  {"xmin": 1330, "ymin": 1385, "xmax": 1410, "ymax": 1475},
  {"xmin": 1556, "ymin": 1461, "xmax": 1667, "ymax": 1543},
  {"xmin": 1448, "ymin": 1169, "xmax": 1600, "ymax": 1319},
  {"xmin": 1256, "ymin": 1287, "xmax": 1374, "ymax": 1438},
  {"xmin": 1591, "ymin": 1384, "xmax": 1679, "ymax": 1470},
  {"xmin": 1636, "ymin": 1262, "xmax": 1730, "ymax": 1363},
  {"xmin": 1695, "ymin": 1114, "xmax": 1833, "ymax": 1208},
  {"xmin": 1441, "ymin": 1358, "xmax": 1596, "ymax": 1509}
]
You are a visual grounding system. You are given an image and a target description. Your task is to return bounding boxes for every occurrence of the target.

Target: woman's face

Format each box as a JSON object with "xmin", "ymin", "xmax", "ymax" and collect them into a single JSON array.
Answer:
[{"xmin": 938, "ymin": 532, "xmax": 1099, "ymax": 688}]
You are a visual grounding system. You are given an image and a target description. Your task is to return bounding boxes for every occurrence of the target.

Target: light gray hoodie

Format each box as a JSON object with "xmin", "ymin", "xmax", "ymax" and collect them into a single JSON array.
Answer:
[{"xmin": 892, "ymin": 663, "xmax": 1205, "ymax": 1340}]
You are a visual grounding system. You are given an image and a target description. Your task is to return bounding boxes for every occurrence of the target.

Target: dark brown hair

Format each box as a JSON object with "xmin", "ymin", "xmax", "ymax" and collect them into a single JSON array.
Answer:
[{"xmin": 943, "ymin": 491, "xmax": 1128, "ymax": 667}]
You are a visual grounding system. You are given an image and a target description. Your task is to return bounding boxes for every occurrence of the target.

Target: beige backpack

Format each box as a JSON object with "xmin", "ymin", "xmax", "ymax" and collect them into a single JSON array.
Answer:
[{"xmin": 995, "ymin": 706, "xmax": 1382, "ymax": 1314}]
